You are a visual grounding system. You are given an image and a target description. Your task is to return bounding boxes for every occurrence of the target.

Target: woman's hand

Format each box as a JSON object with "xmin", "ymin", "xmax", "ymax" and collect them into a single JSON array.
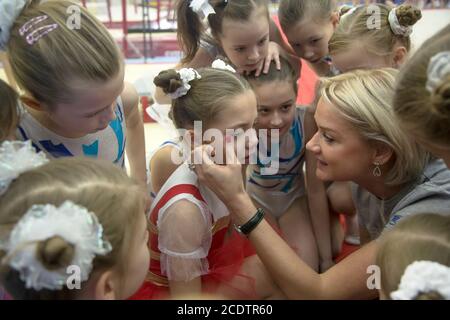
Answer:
[{"xmin": 192, "ymin": 143, "xmax": 246, "ymax": 205}]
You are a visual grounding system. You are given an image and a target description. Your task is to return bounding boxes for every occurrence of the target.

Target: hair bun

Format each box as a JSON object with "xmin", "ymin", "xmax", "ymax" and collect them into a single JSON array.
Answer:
[
  {"xmin": 431, "ymin": 77, "xmax": 450, "ymax": 118},
  {"xmin": 396, "ymin": 4, "xmax": 422, "ymax": 27},
  {"xmin": 37, "ymin": 236, "xmax": 75, "ymax": 270},
  {"xmin": 153, "ymin": 69, "xmax": 184, "ymax": 94}
]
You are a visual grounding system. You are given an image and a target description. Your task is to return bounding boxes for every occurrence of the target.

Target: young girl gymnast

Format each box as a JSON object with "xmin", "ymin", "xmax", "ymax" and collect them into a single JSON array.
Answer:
[
  {"xmin": 329, "ymin": 3, "xmax": 422, "ymax": 74},
  {"xmin": 376, "ymin": 213, "xmax": 450, "ymax": 300},
  {"xmin": 154, "ymin": 0, "xmax": 300, "ymax": 104},
  {"xmin": 132, "ymin": 66, "xmax": 284, "ymax": 299},
  {"xmin": 0, "ymin": 0, "xmax": 146, "ymax": 185},
  {"xmin": 0, "ymin": 153, "xmax": 150, "ymax": 300},
  {"xmin": 244, "ymin": 57, "xmax": 332, "ymax": 271}
]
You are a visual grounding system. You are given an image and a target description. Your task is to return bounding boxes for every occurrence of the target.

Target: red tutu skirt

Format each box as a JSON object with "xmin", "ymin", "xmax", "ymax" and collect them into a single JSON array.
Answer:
[{"xmin": 129, "ymin": 227, "xmax": 258, "ymax": 300}]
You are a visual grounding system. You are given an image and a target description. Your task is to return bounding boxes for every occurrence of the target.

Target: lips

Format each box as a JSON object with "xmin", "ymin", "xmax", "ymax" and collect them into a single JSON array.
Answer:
[
  {"xmin": 245, "ymin": 60, "xmax": 261, "ymax": 70},
  {"xmin": 317, "ymin": 158, "xmax": 328, "ymax": 166},
  {"xmin": 309, "ymin": 57, "xmax": 322, "ymax": 64}
]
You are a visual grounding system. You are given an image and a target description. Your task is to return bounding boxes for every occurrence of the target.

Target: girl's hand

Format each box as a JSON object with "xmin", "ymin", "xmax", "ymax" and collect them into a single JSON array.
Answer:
[{"xmin": 255, "ymin": 41, "xmax": 282, "ymax": 76}]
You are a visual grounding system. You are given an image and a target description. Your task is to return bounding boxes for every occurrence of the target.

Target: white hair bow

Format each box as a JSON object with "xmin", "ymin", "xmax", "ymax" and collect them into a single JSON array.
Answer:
[
  {"xmin": 211, "ymin": 59, "xmax": 236, "ymax": 73},
  {"xmin": 390, "ymin": 261, "xmax": 450, "ymax": 300},
  {"xmin": 0, "ymin": 0, "xmax": 29, "ymax": 50},
  {"xmin": 189, "ymin": 0, "xmax": 216, "ymax": 19},
  {"xmin": 0, "ymin": 201, "xmax": 112, "ymax": 291},
  {"xmin": 388, "ymin": 7, "xmax": 413, "ymax": 37},
  {"xmin": 426, "ymin": 51, "xmax": 450, "ymax": 94},
  {"xmin": 168, "ymin": 68, "xmax": 202, "ymax": 99},
  {"xmin": 0, "ymin": 140, "xmax": 48, "ymax": 196}
]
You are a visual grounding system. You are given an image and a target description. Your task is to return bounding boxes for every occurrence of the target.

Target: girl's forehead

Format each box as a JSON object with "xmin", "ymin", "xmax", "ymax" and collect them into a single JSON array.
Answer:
[{"xmin": 221, "ymin": 11, "xmax": 269, "ymax": 39}]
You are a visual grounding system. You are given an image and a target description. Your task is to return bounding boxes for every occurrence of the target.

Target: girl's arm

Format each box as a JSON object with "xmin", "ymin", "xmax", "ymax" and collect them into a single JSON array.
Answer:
[
  {"xmin": 304, "ymin": 108, "xmax": 334, "ymax": 272},
  {"xmin": 122, "ymin": 82, "xmax": 147, "ymax": 186},
  {"xmin": 160, "ymin": 199, "xmax": 210, "ymax": 298},
  {"xmin": 149, "ymin": 145, "xmax": 182, "ymax": 194},
  {"xmin": 193, "ymin": 145, "xmax": 379, "ymax": 299}
]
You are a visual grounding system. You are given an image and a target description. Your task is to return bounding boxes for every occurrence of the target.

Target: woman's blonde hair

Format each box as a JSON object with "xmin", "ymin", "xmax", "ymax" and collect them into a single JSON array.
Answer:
[
  {"xmin": 278, "ymin": 0, "xmax": 337, "ymax": 32},
  {"xmin": 329, "ymin": 4, "xmax": 421, "ymax": 57},
  {"xmin": 0, "ymin": 158, "xmax": 145, "ymax": 300},
  {"xmin": 376, "ymin": 213, "xmax": 450, "ymax": 300},
  {"xmin": 0, "ymin": 79, "xmax": 19, "ymax": 141},
  {"xmin": 393, "ymin": 25, "xmax": 450, "ymax": 148},
  {"xmin": 6, "ymin": 0, "xmax": 121, "ymax": 109},
  {"xmin": 319, "ymin": 68, "xmax": 429, "ymax": 185},
  {"xmin": 154, "ymin": 68, "xmax": 252, "ymax": 129}
]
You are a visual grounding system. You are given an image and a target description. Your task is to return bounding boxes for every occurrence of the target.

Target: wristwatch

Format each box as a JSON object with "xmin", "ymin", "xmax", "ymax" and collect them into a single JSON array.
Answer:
[{"xmin": 234, "ymin": 208, "xmax": 265, "ymax": 236}]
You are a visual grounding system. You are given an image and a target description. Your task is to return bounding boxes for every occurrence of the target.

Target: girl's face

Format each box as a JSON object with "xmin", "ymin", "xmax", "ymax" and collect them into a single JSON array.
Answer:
[
  {"xmin": 252, "ymin": 80, "xmax": 297, "ymax": 138},
  {"xmin": 285, "ymin": 16, "xmax": 337, "ymax": 64},
  {"xmin": 49, "ymin": 68, "xmax": 125, "ymax": 138},
  {"xmin": 219, "ymin": 7, "xmax": 270, "ymax": 74},
  {"xmin": 119, "ymin": 210, "xmax": 150, "ymax": 299},
  {"xmin": 306, "ymin": 97, "xmax": 376, "ymax": 182},
  {"xmin": 207, "ymin": 90, "xmax": 258, "ymax": 164}
]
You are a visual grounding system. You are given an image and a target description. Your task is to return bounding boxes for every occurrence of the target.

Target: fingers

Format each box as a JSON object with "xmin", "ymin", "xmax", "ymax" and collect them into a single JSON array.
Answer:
[
  {"xmin": 255, "ymin": 60, "xmax": 264, "ymax": 77},
  {"xmin": 274, "ymin": 54, "xmax": 281, "ymax": 71},
  {"xmin": 263, "ymin": 55, "xmax": 273, "ymax": 74},
  {"xmin": 192, "ymin": 145, "xmax": 215, "ymax": 167},
  {"xmin": 224, "ymin": 140, "xmax": 241, "ymax": 166}
]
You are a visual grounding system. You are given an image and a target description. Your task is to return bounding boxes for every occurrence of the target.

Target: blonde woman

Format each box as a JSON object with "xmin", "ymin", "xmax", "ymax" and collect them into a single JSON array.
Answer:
[
  {"xmin": 394, "ymin": 24, "xmax": 450, "ymax": 167},
  {"xmin": 192, "ymin": 68, "xmax": 450, "ymax": 299}
]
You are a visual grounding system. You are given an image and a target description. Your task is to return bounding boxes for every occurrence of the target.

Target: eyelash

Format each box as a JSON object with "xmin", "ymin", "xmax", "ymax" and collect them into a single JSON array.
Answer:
[{"xmin": 321, "ymin": 132, "xmax": 334, "ymax": 143}]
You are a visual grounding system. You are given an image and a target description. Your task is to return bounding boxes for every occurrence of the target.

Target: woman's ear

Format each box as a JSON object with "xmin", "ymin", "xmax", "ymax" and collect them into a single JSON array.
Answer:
[
  {"xmin": 392, "ymin": 46, "xmax": 407, "ymax": 69},
  {"xmin": 93, "ymin": 270, "xmax": 118, "ymax": 300},
  {"xmin": 371, "ymin": 141, "xmax": 394, "ymax": 167}
]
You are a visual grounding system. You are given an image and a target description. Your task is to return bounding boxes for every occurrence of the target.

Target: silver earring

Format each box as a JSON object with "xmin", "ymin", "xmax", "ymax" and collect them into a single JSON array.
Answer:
[{"xmin": 373, "ymin": 162, "xmax": 382, "ymax": 177}]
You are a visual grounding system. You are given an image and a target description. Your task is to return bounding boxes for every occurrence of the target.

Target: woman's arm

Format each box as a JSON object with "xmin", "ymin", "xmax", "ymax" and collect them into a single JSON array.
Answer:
[{"xmin": 193, "ymin": 144, "xmax": 379, "ymax": 299}]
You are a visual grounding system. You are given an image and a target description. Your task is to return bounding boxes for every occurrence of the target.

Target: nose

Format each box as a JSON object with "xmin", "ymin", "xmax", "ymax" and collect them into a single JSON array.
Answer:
[
  {"xmin": 306, "ymin": 131, "xmax": 320, "ymax": 154},
  {"xmin": 248, "ymin": 46, "xmax": 260, "ymax": 61},
  {"xmin": 304, "ymin": 50, "xmax": 314, "ymax": 59},
  {"xmin": 270, "ymin": 112, "xmax": 283, "ymax": 127},
  {"xmin": 100, "ymin": 105, "xmax": 116, "ymax": 125}
]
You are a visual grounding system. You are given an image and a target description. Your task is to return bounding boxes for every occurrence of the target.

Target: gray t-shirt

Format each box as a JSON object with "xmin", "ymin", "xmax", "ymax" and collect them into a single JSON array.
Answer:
[{"xmin": 351, "ymin": 159, "xmax": 450, "ymax": 240}]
